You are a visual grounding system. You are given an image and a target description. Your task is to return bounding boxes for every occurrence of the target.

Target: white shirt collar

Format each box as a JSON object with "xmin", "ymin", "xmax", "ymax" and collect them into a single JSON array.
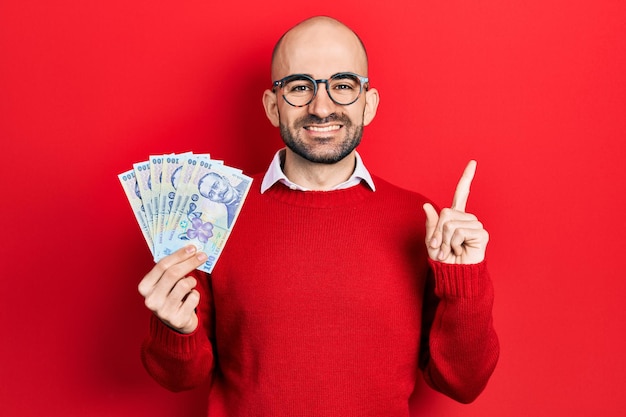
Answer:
[{"xmin": 260, "ymin": 148, "xmax": 376, "ymax": 194}]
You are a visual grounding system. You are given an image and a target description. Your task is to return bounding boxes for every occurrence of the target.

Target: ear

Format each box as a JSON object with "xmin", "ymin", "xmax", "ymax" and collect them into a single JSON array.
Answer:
[
  {"xmin": 363, "ymin": 87, "xmax": 379, "ymax": 126},
  {"xmin": 262, "ymin": 89, "xmax": 280, "ymax": 127}
]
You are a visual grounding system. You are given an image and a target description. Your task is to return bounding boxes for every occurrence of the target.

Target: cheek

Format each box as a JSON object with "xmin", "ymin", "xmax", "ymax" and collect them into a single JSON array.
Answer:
[
  {"xmin": 279, "ymin": 108, "xmax": 305, "ymax": 127},
  {"xmin": 345, "ymin": 108, "xmax": 365, "ymax": 126}
]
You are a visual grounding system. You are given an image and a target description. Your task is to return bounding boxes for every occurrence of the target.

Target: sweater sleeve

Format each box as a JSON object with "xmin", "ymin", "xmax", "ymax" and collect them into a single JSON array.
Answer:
[
  {"xmin": 419, "ymin": 259, "xmax": 500, "ymax": 403},
  {"xmin": 140, "ymin": 270, "xmax": 216, "ymax": 392}
]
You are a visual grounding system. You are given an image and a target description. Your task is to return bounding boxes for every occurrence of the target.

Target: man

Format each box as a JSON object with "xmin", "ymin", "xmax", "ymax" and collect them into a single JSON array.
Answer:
[{"xmin": 138, "ymin": 16, "xmax": 499, "ymax": 416}]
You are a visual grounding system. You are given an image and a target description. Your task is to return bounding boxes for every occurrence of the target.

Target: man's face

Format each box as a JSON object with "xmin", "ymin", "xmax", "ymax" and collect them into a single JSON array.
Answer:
[
  {"xmin": 200, "ymin": 173, "xmax": 228, "ymax": 202},
  {"xmin": 207, "ymin": 179, "xmax": 227, "ymax": 202},
  {"xmin": 265, "ymin": 19, "xmax": 378, "ymax": 165}
]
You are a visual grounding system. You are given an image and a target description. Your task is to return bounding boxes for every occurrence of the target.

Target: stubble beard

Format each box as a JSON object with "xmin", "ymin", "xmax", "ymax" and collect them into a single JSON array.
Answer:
[{"xmin": 279, "ymin": 114, "xmax": 364, "ymax": 164}]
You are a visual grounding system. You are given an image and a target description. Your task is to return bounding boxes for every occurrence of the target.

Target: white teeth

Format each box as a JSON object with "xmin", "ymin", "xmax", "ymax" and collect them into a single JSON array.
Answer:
[{"xmin": 307, "ymin": 125, "xmax": 341, "ymax": 132}]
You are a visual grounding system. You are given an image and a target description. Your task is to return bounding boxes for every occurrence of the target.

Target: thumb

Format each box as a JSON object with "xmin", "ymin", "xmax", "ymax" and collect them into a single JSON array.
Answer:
[{"xmin": 423, "ymin": 203, "xmax": 439, "ymax": 246}]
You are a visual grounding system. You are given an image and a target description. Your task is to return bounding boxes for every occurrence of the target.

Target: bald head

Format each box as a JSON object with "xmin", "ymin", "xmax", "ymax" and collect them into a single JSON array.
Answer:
[{"xmin": 271, "ymin": 16, "xmax": 369, "ymax": 81}]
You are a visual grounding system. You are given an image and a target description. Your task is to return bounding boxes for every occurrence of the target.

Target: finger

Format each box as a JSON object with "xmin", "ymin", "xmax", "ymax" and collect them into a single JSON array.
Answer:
[
  {"xmin": 437, "ymin": 216, "xmax": 483, "ymax": 260},
  {"xmin": 176, "ymin": 289, "xmax": 201, "ymax": 333},
  {"xmin": 451, "ymin": 160, "xmax": 477, "ymax": 212},
  {"xmin": 158, "ymin": 277, "xmax": 198, "ymax": 322},
  {"xmin": 440, "ymin": 228, "xmax": 466, "ymax": 261},
  {"xmin": 181, "ymin": 288, "xmax": 201, "ymax": 311},
  {"xmin": 440, "ymin": 217, "xmax": 481, "ymax": 248},
  {"xmin": 449, "ymin": 227, "xmax": 468, "ymax": 257},
  {"xmin": 452, "ymin": 227, "xmax": 489, "ymax": 263},
  {"xmin": 429, "ymin": 206, "xmax": 457, "ymax": 252},
  {"xmin": 166, "ymin": 276, "xmax": 198, "ymax": 303},
  {"xmin": 145, "ymin": 252, "xmax": 208, "ymax": 306},
  {"xmin": 423, "ymin": 203, "xmax": 439, "ymax": 247},
  {"xmin": 161, "ymin": 289, "xmax": 201, "ymax": 334},
  {"xmin": 138, "ymin": 245, "xmax": 204, "ymax": 297},
  {"xmin": 439, "ymin": 218, "xmax": 464, "ymax": 259}
]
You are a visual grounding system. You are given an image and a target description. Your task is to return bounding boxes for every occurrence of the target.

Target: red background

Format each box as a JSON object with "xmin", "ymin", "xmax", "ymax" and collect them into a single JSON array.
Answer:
[{"xmin": 1, "ymin": 1, "xmax": 625, "ymax": 416}]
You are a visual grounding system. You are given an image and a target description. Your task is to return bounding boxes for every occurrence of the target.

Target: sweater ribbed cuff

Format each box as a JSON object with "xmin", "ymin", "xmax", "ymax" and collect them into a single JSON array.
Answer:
[
  {"xmin": 428, "ymin": 259, "xmax": 489, "ymax": 298},
  {"xmin": 149, "ymin": 314, "xmax": 203, "ymax": 357}
]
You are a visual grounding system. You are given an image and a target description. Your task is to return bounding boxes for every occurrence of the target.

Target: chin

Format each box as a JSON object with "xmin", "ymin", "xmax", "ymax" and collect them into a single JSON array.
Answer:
[{"xmin": 294, "ymin": 146, "xmax": 356, "ymax": 164}]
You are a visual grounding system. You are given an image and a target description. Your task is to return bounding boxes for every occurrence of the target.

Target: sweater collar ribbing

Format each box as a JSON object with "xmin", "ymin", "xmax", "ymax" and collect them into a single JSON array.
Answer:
[{"xmin": 259, "ymin": 178, "xmax": 374, "ymax": 208}]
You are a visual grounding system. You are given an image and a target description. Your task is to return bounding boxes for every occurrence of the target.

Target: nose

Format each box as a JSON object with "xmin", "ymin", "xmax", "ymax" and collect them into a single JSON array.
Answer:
[{"xmin": 307, "ymin": 82, "xmax": 336, "ymax": 118}]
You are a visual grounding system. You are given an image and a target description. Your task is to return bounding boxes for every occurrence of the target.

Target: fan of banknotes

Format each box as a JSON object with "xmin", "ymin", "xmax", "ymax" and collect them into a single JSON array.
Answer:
[{"xmin": 118, "ymin": 153, "xmax": 253, "ymax": 273}]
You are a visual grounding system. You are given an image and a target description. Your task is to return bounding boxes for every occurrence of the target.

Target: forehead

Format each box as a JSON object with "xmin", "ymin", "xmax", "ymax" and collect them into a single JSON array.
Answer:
[{"xmin": 272, "ymin": 21, "xmax": 367, "ymax": 79}]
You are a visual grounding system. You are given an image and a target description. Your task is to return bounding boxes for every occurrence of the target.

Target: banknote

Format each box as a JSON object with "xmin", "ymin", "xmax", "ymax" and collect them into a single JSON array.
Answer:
[
  {"xmin": 161, "ymin": 155, "xmax": 235, "ymax": 244},
  {"xmin": 133, "ymin": 160, "xmax": 156, "ymax": 238},
  {"xmin": 149, "ymin": 154, "xmax": 168, "ymax": 237},
  {"xmin": 157, "ymin": 159, "xmax": 252, "ymax": 272},
  {"xmin": 118, "ymin": 169, "xmax": 154, "ymax": 255},
  {"xmin": 119, "ymin": 152, "xmax": 252, "ymax": 273},
  {"xmin": 161, "ymin": 154, "xmax": 210, "ymax": 249},
  {"xmin": 155, "ymin": 152, "xmax": 192, "ymax": 252}
]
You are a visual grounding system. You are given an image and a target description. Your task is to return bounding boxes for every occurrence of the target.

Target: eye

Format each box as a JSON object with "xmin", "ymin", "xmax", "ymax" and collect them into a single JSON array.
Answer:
[
  {"xmin": 334, "ymin": 83, "xmax": 354, "ymax": 90},
  {"xmin": 281, "ymin": 75, "xmax": 314, "ymax": 94},
  {"xmin": 286, "ymin": 81, "xmax": 313, "ymax": 94},
  {"xmin": 290, "ymin": 84, "xmax": 312, "ymax": 92},
  {"xmin": 330, "ymin": 74, "xmax": 359, "ymax": 91}
]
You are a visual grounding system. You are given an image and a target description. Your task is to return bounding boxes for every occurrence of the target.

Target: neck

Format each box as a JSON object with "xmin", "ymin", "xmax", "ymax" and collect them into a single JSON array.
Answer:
[{"xmin": 283, "ymin": 149, "xmax": 357, "ymax": 191}]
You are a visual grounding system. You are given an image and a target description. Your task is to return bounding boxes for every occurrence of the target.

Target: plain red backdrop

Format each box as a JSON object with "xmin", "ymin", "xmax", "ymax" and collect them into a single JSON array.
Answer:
[{"xmin": 1, "ymin": 1, "xmax": 625, "ymax": 416}]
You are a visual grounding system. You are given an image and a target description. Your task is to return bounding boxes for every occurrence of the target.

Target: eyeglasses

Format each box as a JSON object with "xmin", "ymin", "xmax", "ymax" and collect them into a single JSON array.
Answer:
[{"xmin": 272, "ymin": 72, "xmax": 369, "ymax": 107}]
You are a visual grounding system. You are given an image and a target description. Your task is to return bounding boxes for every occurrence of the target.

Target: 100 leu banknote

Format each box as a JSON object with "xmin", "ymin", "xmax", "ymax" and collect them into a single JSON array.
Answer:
[
  {"xmin": 157, "ymin": 158, "xmax": 252, "ymax": 273},
  {"xmin": 118, "ymin": 169, "xmax": 154, "ymax": 255}
]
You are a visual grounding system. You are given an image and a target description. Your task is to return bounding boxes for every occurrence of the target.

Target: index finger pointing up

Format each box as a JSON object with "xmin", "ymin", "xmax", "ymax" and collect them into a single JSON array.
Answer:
[{"xmin": 451, "ymin": 160, "xmax": 477, "ymax": 212}]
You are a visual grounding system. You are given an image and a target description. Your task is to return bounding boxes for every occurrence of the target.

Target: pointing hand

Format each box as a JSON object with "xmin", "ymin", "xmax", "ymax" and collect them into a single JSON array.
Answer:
[{"xmin": 423, "ymin": 160, "xmax": 489, "ymax": 264}]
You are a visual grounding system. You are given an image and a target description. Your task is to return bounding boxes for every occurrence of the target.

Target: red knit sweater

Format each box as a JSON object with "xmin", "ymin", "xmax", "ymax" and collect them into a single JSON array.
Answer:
[{"xmin": 141, "ymin": 174, "xmax": 499, "ymax": 416}]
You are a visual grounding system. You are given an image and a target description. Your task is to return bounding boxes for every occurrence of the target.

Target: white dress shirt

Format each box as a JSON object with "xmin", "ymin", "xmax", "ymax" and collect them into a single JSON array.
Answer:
[{"xmin": 260, "ymin": 148, "xmax": 376, "ymax": 193}]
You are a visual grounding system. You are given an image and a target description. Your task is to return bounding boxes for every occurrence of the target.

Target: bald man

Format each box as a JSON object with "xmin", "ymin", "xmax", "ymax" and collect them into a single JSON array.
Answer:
[{"xmin": 139, "ymin": 16, "xmax": 499, "ymax": 416}]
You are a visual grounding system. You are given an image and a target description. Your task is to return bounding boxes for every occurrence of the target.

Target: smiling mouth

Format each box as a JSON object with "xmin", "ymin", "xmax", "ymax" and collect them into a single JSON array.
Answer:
[{"xmin": 304, "ymin": 125, "xmax": 342, "ymax": 133}]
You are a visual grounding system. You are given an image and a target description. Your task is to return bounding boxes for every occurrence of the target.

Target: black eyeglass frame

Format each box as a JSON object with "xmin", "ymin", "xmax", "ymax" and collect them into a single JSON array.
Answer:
[{"xmin": 272, "ymin": 72, "xmax": 369, "ymax": 107}]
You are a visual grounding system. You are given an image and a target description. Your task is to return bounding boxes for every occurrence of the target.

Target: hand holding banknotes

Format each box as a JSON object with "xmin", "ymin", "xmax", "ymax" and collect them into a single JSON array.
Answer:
[
  {"xmin": 120, "ymin": 153, "xmax": 253, "ymax": 331},
  {"xmin": 138, "ymin": 245, "xmax": 208, "ymax": 333}
]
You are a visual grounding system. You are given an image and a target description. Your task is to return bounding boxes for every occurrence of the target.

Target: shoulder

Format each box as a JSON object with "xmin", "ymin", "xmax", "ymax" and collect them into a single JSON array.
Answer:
[{"xmin": 371, "ymin": 175, "xmax": 433, "ymax": 206}]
